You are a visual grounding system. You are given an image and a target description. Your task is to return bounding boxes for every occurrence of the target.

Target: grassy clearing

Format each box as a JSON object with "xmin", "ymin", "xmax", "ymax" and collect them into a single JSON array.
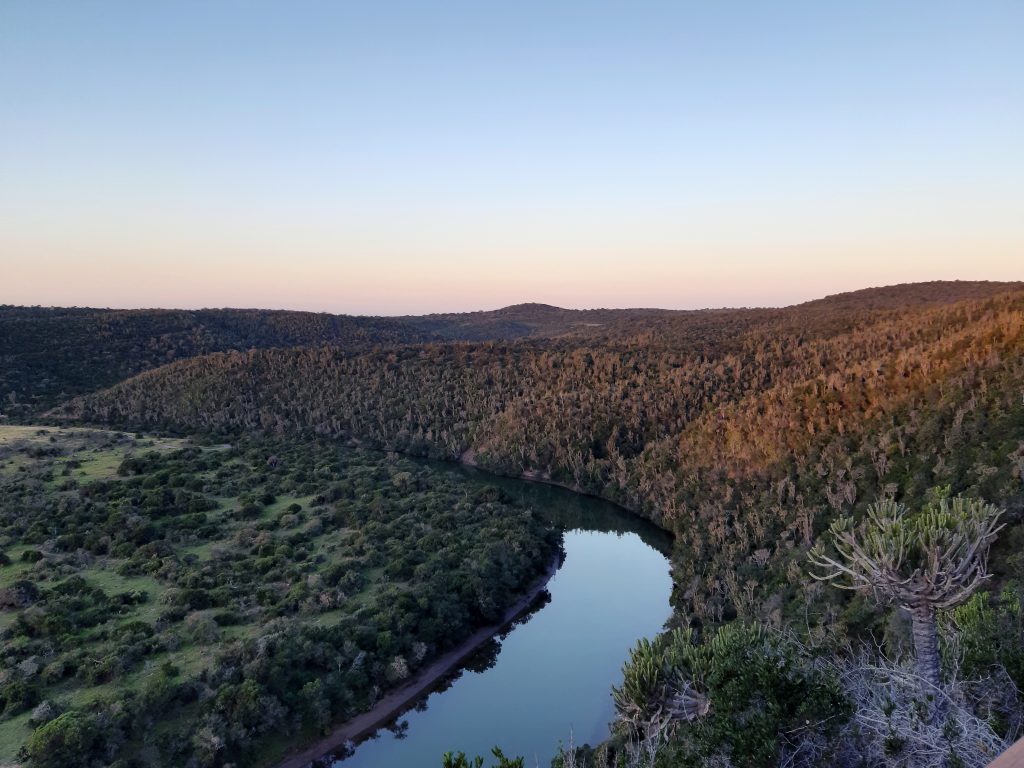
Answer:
[
  {"xmin": 0, "ymin": 710, "xmax": 31, "ymax": 766},
  {"xmin": 72, "ymin": 451, "xmax": 124, "ymax": 481},
  {"xmin": 81, "ymin": 568, "xmax": 164, "ymax": 598}
]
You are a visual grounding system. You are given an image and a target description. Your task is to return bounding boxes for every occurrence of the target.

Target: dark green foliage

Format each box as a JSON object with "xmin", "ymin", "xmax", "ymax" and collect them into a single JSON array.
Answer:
[
  {"xmin": 615, "ymin": 624, "xmax": 848, "ymax": 768},
  {"xmin": 0, "ymin": 433, "xmax": 557, "ymax": 768},
  {"xmin": 441, "ymin": 747, "xmax": 525, "ymax": 768},
  {"xmin": 20, "ymin": 711, "xmax": 118, "ymax": 768},
  {"xmin": 690, "ymin": 626, "xmax": 847, "ymax": 767},
  {"xmin": 945, "ymin": 588, "xmax": 1024, "ymax": 690}
]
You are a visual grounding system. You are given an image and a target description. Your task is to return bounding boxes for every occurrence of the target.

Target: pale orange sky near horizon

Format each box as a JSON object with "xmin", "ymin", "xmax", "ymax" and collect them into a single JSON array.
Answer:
[
  {"xmin": 5, "ymin": 243, "xmax": 1022, "ymax": 315},
  {"xmin": 2, "ymin": 2, "xmax": 1021, "ymax": 314}
]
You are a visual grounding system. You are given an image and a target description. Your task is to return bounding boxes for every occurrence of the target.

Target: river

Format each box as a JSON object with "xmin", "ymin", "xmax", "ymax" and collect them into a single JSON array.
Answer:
[{"xmin": 320, "ymin": 467, "xmax": 674, "ymax": 768}]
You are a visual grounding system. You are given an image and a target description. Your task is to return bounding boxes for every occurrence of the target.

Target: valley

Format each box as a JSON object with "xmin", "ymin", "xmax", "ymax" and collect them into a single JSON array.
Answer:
[{"xmin": 2, "ymin": 281, "xmax": 1024, "ymax": 767}]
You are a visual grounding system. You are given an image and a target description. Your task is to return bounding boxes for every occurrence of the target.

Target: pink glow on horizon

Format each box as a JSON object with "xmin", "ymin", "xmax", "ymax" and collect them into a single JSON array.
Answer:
[{"xmin": 5, "ymin": 239, "xmax": 1021, "ymax": 314}]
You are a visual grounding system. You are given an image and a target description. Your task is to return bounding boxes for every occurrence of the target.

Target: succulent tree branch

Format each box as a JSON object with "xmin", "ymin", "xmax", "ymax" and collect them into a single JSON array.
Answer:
[{"xmin": 808, "ymin": 494, "xmax": 1003, "ymax": 699}]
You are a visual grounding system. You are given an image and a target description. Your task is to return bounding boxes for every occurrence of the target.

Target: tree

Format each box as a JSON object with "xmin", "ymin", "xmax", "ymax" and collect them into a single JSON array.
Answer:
[
  {"xmin": 20, "ymin": 711, "xmax": 108, "ymax": 768},
  {"xmin": 809, "ymin": 493, "xmax": 1004, "ymax": 694},
  {"xmin": 441, "ymin": 748, "xmax": 524, "ymax": 768}
]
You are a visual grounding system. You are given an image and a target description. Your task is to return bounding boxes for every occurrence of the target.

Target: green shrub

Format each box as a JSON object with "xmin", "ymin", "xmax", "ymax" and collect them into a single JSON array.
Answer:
[
  {"xmin": 946, "ymin": 587, "xmax": 1024, "ymax": 689},
  {"xmin": 615, "ymin": 624, "xmax": 849, "ymax": 767}
]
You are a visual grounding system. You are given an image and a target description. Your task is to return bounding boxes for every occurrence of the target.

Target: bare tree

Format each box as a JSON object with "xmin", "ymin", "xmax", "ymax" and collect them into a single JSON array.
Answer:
[{"xmin": 809, "ymin": 494, "xmax": 1003, "ymax": 693}]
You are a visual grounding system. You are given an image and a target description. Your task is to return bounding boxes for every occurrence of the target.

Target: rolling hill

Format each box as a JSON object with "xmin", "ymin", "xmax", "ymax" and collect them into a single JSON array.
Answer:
[{"xmin": 54, "ymin": 282, "xmax": 1024, "ymax": 626}]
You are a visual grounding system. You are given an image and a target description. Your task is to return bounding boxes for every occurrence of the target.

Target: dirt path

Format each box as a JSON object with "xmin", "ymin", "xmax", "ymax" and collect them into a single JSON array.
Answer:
[{"xmin": 273, "ymin": 554, "xmax": 561, "ymax": 768}]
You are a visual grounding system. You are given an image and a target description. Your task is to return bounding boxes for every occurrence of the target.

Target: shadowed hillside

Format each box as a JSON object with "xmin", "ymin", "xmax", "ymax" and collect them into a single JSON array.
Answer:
[
  {"xmin": 0, "ymin": 307, "xmax": 437, "ymax": 416},
  {"xmin": 401, "ymin": 302, "xmax": 688, "ymax": 340}
]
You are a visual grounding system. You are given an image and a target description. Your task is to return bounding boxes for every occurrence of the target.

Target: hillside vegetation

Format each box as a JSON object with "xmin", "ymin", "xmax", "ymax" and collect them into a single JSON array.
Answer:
[
  {"xmin": 0, "ymin": 307, "xmax": 435, "ymax": 416},
  {"xmin": 0, "ymin": 426, "xmax": 556, "ymax": 767},
  {"xmin": 12, "ymin": 280, "xmax": 1024, "ymax": 767},
  {"xmin": 9, "ymin": 281, "xmax": 1016, "ymax": 417},
  {"xmin": 60, "ymin": 285, "xmax": 1024, "ymax": 625}
]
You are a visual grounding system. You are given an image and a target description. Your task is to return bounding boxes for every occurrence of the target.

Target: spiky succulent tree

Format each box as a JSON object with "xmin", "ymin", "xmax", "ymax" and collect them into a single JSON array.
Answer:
[
  {"xmin": 809, "ymin": 493, "xmax": 1004, "ymax": 693},
  {"xmin": 612, "ymin": 627, "xmax": 713, "ymax": 738}
]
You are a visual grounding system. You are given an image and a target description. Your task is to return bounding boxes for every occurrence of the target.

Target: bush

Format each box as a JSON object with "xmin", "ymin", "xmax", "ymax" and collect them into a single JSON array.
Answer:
[
  {"xmin": 614, "ymin": 624, "xmax": 849, "ymax": 767},
  {"xmin": 20, "ymin": 711, "xmax": 109, "ymax": 768},
  {"xmin": 946, "ymin": 587, "xmax": 1024, "ymax": 690}
]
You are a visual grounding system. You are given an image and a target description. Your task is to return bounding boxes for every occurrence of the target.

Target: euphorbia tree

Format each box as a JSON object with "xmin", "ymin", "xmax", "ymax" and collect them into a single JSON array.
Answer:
[{"xmin": 809, "ymin": 493, "xmax": 1004, "ymax": 693}]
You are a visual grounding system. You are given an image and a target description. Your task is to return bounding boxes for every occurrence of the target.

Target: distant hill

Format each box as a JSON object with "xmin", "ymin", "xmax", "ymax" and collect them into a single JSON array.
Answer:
[
  {"xmin": 799, "ymin": 280, "xmax": 1024, "ymax": 311},
  {"xmin": 4, "ymin": 280, "xmax": 1020, "ymax": 416},
  {"xmin": 401, "ymin": 302, "xmax": 685, "ymax": 340},
  {"xmin": 409, "ymin": 281, "xmax": 1024, "ymax": 341}
]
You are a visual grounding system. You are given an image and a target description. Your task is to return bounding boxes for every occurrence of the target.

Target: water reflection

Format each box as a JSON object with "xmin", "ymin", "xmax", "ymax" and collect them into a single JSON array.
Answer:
[
  {"xmin": 441, "ymin": 464, "xmax": 673, "ymax": 556},
  {"xmin": 318, "ymin": 469, "xmax": 673, "ymax": 768}
]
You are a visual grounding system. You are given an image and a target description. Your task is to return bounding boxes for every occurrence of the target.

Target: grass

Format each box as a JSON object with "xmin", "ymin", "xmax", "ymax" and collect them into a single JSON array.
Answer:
[
  {"xmin": 181, "ymin": 541, "xmax": 218, "ymax": 562},
  {"xmin": 82, "ymin": 567, "xmax": 169, "ymax": 622},
  {"xmin": 72, "ymin": 450, "xmax": 125, "ymax": 480},
  {"xmin": 0, "ymin": 425, "xmax": 189, "ymax": 495},
  {"xmin": 82, "ymin": 567, "xmax": 165, "ymax": 597},
  {"xmin": 0, "ymin": 711, "xmax": 32, "ymax": 767},
  {"xmin": 0, "ymin": 425, "xmax": 61, "ymax": 445},
  {"xmin": 0, "ymin": 552, "xmax": 33, "ymax": 589},
  {"xmin": 305, "ymin": 607, "xmax": 348, "ymax": 627}
]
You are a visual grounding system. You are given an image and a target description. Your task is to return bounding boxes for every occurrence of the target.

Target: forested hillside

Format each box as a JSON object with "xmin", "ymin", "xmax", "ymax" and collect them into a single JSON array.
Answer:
[
  {"xmin": 59, "ymin": 284, "xmax": 1024, "ymax": 633},
  {"xmin": 0, "ymin": 307, "xmax": 435, "ymax": 416},
  {"xmin": 401, "ymin": 303, "xmax": 687, "ymax": 340},
  {"xmin": 8, "ymin": 281, "xmax": 1016, "ymax": 418},
  {"xmin": 798, "ymin": 279, "xmax": 1024, "ymax": 311}
]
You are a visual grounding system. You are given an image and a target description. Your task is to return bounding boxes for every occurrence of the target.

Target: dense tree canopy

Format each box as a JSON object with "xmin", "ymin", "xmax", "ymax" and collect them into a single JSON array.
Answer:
[{"xmin": 0, "ymin": 428, "xmax": 558, "ymax": 767}]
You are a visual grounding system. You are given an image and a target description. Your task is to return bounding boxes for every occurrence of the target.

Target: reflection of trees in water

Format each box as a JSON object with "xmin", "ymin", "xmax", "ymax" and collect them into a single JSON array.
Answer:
[
  {"xmin": 330, "ymin": 467, "xmax": 659, "ymax": 766},
  {"xmin": 428, "ymin": 462, "xmax": 673, "ymax": 555},
  {"xmin": 323, "ymin": 739, "xmax": 354, "ymax": 765},
  {"xmin": 440, "ymin": 589, "xmax": 553, "ymax": 689},
  {"xmin": 336, "ymin": 587, "xmax": 555, "ymax": 761},
  {"xmin": 385, "ymin": 719, "xmax": 409, "ymax": 739},
  {"xmin": 461, "ymin": 637, "xmax": 502, "ymax": 675}
]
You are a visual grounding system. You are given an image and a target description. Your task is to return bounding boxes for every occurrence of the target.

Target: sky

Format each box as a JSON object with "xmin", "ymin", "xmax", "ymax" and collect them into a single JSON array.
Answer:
[{"xmin": 1, "ymin": 1, "xmax": 1021, "ymax": 314}]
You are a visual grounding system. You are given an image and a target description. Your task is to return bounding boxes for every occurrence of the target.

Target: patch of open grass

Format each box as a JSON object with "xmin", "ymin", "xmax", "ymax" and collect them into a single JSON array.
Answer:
[
  {"xmin": 81, "ymin": 567, "xmax": 168, "ymax": 622},
  {"xmin": 73, "ymin": 450, "xmax": 125, "ymax": 480},
  {"xmin": 0, "ymin": 545, "xmax": 39, "ymax": 588},
  {"xmin": 0, "ymin": 710, "xmax": 32, "ymax": 767},
  {"xmin": 181, "ymin": 541, "xmax": 218, "ymax": 562}
]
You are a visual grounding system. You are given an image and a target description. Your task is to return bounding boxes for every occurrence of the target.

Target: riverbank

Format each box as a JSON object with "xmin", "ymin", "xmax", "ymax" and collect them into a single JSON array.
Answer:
[
  {"xmin": 272, "ymin": 552, "xmax": 562, "ymax": 768},
  {"xmin": 459, "ymin": 448, "xmax": 648, "ymax": 517}
]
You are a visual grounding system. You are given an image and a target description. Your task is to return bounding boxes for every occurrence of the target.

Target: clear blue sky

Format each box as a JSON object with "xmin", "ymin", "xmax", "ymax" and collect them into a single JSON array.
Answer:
[{"xmin": 2, "ymin": 1, "xmax": 1021, "ymax": 313}]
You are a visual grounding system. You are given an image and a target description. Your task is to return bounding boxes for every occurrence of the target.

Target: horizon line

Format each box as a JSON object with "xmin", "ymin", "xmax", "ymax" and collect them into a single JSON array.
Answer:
[{"xmin": 3, "ymin": 279, "xmax": 1023, "ymax": 318}]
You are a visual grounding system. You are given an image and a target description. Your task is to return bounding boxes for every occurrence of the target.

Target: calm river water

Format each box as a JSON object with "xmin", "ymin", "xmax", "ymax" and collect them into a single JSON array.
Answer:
[{"xmin": 328, "ymin": 469, "xmax": 673, "ymax": 768}]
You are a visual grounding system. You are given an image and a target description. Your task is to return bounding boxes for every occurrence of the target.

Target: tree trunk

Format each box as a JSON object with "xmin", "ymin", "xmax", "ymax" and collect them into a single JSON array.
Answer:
[{"xmin": 910, "ymin": 603, "xmax": 942, "ymax": 706}]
